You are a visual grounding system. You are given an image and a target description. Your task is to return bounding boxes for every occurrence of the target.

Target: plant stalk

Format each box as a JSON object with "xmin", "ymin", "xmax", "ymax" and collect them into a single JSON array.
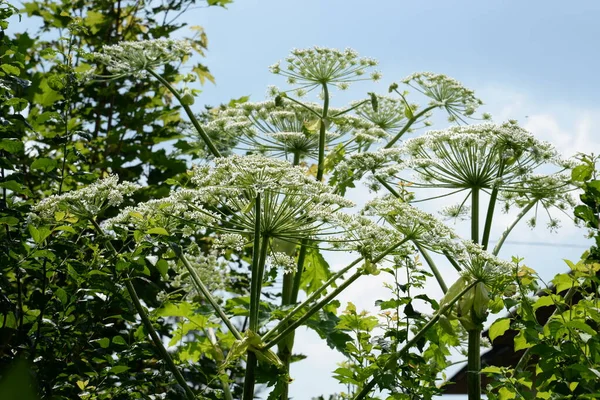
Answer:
[
  {"xmin": 467, "ymin": 329, "xmax": 482, "ymax": 400},
  {"xmin": 316, "ymin": 83, "xmax": 330, "ymax": 182},
  {"xmin": 481, "ymin": 162, "xmax": 505, "ymax": 250},
  {"xmin": 90, "ymin": 219, "xmax": 196, "ymax": 400},
  {"xmin": 146, "ymin": 68, "xmax": 222, "ymax": 158},
  {"xmin": 384, "ymin": 105, "xmax": 437, "ymax": 148},
  {"xmin": 492, "ymin": 200, "xmax": 537, "ymax": 256},
  {"xmin": 414, "ymin": 242, "xmax": 447, "ymax": 293},
  {"xmin": 244, "ymin": 194, "xmax": 269, "ymax": 400}
]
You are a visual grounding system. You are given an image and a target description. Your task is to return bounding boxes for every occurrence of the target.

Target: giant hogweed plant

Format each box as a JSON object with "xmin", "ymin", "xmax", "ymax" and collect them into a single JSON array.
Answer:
[{"xmin": 28, "ymin": 39, "xmax": 574, "ymax": 400}]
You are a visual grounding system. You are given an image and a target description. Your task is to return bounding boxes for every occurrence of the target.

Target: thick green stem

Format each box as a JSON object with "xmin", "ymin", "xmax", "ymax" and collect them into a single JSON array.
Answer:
[
  {"xmin": 243, "ymin": 352, "xmax": 257, "ymax": 400},
  {"xmin": 384, "ymin": 105, "xmax": 437, "ymax": 148},
  {"xmin": 90, "ymin": 219, "xmax": 196, "ymax": 400},
  {"xmin": 443, "ymin": 250, "xmax": 463, "ymax": 272},
  {"xmin": 471, "ymin": 188, "xmax": 479, "ymax": 244},
  {"xmin": 354, "ymin": 281, "xmax": 478, "ymax": 400},
  {"xmin": 146, "ymin": 68, "xmax": 222, "ymax": 158},
  {"xmin": 492, "ymin": 200, "xmax": 537, "ymax": 256},
  {"xmin": 316, "ymin": 83, "xmax": 330, "ymax": 182},
  {"xmin": 244, "ymin": 195, "xmax": 269, "ymax": 400},
  {"xmin": 467, "ymin": 329, "xmax": 482, "ymax": 400},
  {"xmin": 376, "ymin": 176, "xmax": 402, "ymax": 198},
  {"xmin": 481, "ymin": 163, "xmax": 505, "ymax": 250},
  {"xmin": 414, "ymin": 242, "xmax": 448, "ymax": 293},
  {"xmin": 172, "ymin": 245, "xmax": 243, "ymax": 340},
  {"xmin": 468, "ymin": 188, "xmax": 481, "ymax": 400}
]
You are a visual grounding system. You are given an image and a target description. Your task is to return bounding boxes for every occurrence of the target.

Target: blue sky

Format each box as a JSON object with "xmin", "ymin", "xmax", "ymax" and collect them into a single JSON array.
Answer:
[{"xmin": 10, "ymin": 1, "xmax": 600, "ymax": 398}]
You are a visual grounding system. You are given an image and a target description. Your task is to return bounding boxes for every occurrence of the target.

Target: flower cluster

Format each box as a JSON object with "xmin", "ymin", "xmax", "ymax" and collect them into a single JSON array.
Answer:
[
  {"xmin": 167, "ymin": 247, "xmax": 228, "ymax": 296},
  {"xmin": 329, "ymin": 214, "xmax": 408, "ymax": 261},
  {"xmin": 400, "ymin": 72, "xmax": 483, "ymax": 122},
  {"xmin": 91, "ymin": 39, "xmax": 192, "ymax": 79},
  {"xmin": 189, "ymin": 154, "xmax": 354, "ymax": 240},
  {"xmin": 401, "ymin": 122, "xmax": 560, "ymax": 191},
  {"xmin": 33, "ymin": 175, "xmax": 140, "ymax": 219},
  {"xmin": 354, "ymin": 95, "xmax": 407, "ymax": 134},
  {"xmin": 203, "ymin": 100, "xmax": 387, "ymax": 161},
  {"xmin": 269, "ymin": 47, "xmax": 380, "ymax": 92},
  {"xmin": 455, "ymin": 241, "xmax": 514, "ymax": 288},
  {"xmin": 332, "ymin": 148, "xmax": 406, "ymax": 194},
  {"xmin": 362, "ymin": 195, "xmax": 459, "ymax": 254}
]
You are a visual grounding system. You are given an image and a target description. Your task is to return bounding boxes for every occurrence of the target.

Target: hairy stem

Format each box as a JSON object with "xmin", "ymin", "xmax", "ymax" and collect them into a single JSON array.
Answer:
[
  {"xmin": 354, "ymin": 281, "xmax": 478, "ymax": 400},
  {"xmin": 147, "ymin": 68, "xmax": 222, "ymax": 158},
  {"xmin": 467, "ymin": 329, "xmax": 482, "ymax": 400},
  {"xmin": 384, "ymin": 105, "xmax": 437, "ymax": 148},
  {"xmin": 481, "ymin": 162, "xmax": 505, "ymax": 250},
  {"xmin": 90, "ymin": 219, "xmax": 195, "ymax": 400},
  {"xmin": 244, "ymin": 195, "xmax": 269, "ymax": 400},
  {"xmin": 472, "ymin": 188, "xmax": 479, "ymax": 244},
  {"xmin": 316, "ymin": 83, "xmax": 330, "ymax": 182}
]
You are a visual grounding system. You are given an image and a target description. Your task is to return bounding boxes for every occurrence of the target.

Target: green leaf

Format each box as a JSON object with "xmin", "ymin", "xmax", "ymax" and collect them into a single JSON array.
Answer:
[
  {"xmin": 54, "ymin": 287, "xmax": 67, "ymax": 305},
  {"xmin": 147, "ymin": 227, "xmax": 169, "ymax": 235},
  {"xmin": 533, "ymin": 294, "xmax": 561, "ymax": 311},
  {"xmin": 0, "ymin": 216, "xmax": 19, "ymax": 226},
  {"xmin": 513, "ymin": 330, "xmax": 532, "ymax": 351},
  {"xmin": 97, "ymin": 338, "xmax": 110, "ymax": 348},
  {"xmin": 489, "ymin": 318, "xmax": 511, "ymax": 342},
  {"xmin": 109, "ymin": 365, "xmax": 130, "ymax": 374},
  {"xmin": 481, "ymin": 365, "xmax": 503, "ymax": 374},
  {"xmin": 498, "ymin": 386, "xmax": 516, "ymax": 400},
  {"xmin": 30, "ymin": 158, "xmax": 57, "ymax": 172},
  {"xmin": 155, "ymin": 259, "xmax": 169, "ymax": 278},
  {"xmin": 112, "ymin": 336, "xmax": 127, "ymax": 345},
  {"xmin": 0, "ymin": 139, "xmax": 24, "ymax": 153},
  {"xmin": 566, "ymin": 320, "xmax": 596, "ymax": 336},
  {"xmin": 0, "ymin": 64, "xmax": 20, "ymax": 75},
  {"xmin": 28, "ymin": 225, "xmax": 52, "ymax": 244},
  {"xmin": 300, "ymin": 247, "xmax": 332, "ymax": 295},
  {"xmin": 572, "ymin": 164, "xmax": 593, "ymax": 182}
]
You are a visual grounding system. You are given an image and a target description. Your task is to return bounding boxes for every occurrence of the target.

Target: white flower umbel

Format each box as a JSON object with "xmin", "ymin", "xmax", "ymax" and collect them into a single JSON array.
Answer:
[
  {"xmin": 169, "ymin": 247, "xmax": 228, "ymax": 295},
  {"xmin": 363, "ymin": 195, "xmax": 458, "ymax": 254},
  {"xmin": 354, "ymin": 95, "xmax": 407, "ymax": 135},
  {"xmin": 330, "ymin": 214, "xmax": 409, "ymax": 261},
  {"xmin": 401, "ymin": 122, "xmax": 560, "ymax": 192},
  {"xmin": 33, "ymin": 175, "xmax": 140, "ymax": 219},
  {"xmin": 333, "ymin": 148, "xmax": 406, "ymax": 194},
  {"xmin": 206, "ymin": 100, "xmax": 387, "ymax": 162},
  {"xmin": 189, "ymin": 154, "xmax": 354, "ymax": 242},
  {"xmin": 399, "ymin": 72, "xmax": 483, "ymax": 122},
  {"xmin": 269, "ymin": 47, "xmax": 380, "ymax": 94},
  {"xmin": 91, "ymin": 39, "xmax": 193, "ymax": 79},
  {"xmin": 455, "ymin": 241, "xmax": 513, "ymax": 288}
]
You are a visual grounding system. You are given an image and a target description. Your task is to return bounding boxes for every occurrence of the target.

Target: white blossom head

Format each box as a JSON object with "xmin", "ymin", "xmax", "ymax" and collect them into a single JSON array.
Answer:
[
  {"xmin": 354, "ymin": 95, "xmax": 407, "ymax": 134},
  {"xmin": 33, "ymin": 175, "xmax": 140, "ymax": 220},
  {"xmin": 363, "ymin": 195, "xmax": 458, "ymax": 254},
  {"xmin": 401, "ymin": 122, "xmax": 560, "ymax": 193},
  {"xmin": 205, "ymin": 100, "xmax": 387, "ymax": 161},
  {"xmin": 399, "ymin": 72, "xmax": 482, "ymax": 122},
  {"xmin": 91, "ymin": 39, "xmax": 193, "ymax": 79},
  {"xmin": 269, "ymin": 47, "xmax": 380, "ymax": 92},
  {"xmin": 188, "ymin": 154, "xmax": 355, "ymax": 242},
  {"xmin": 455, "ymin": 241, "xmax": 514, "ymax": 288}
]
